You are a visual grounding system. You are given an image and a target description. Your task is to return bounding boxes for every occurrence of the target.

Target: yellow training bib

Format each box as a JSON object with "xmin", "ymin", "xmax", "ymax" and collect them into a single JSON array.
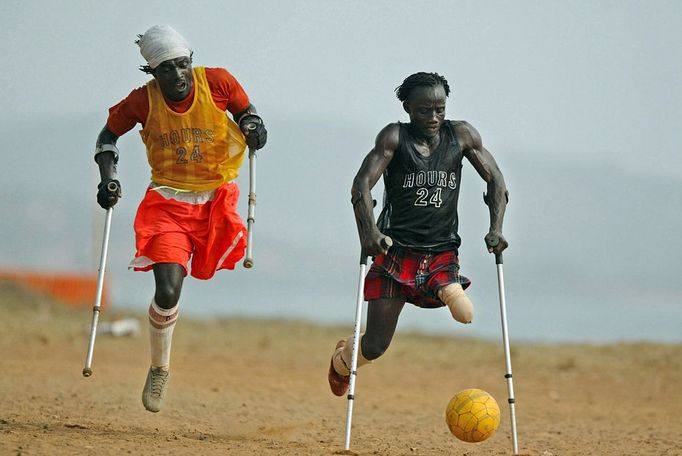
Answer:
[{"xmin": 139, "ymin": 67, "xmax": 246, "ymax": 191}]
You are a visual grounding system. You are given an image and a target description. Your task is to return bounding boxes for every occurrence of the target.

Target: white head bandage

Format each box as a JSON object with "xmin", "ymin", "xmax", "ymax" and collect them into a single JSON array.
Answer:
[{"xmin": 137, "ymin": 25, "xmax": 191, "ymax": 69}]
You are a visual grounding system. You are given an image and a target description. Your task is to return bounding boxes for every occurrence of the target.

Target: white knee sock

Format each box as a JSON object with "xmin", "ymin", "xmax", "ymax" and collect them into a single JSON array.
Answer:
[{"xmin": 148, "ymin": 299, "xmax": 179, "ymax": 368}]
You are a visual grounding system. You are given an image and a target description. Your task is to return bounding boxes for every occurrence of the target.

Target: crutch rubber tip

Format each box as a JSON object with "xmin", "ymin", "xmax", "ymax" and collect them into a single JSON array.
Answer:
[
  {"xmin": 243, "ymin": 259, "xmax": 254, "ymax": 268},
  {"xmin": 82, "ymin": 368, "xmax": 93, "ymax": 377}
]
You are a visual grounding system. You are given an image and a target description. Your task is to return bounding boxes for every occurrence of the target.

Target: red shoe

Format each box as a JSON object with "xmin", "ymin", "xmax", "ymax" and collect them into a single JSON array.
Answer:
[{"xmin": 328, "ymin": 340, "xmax": 350, "ymax": 397}]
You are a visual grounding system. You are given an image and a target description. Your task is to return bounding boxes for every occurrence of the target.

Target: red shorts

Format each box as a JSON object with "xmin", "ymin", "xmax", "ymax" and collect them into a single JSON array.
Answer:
[
  {"xmin": 129, "ymin": 182, "xmax": 247, "ymax": 280},
  {"xmin": 364, "ymin": 247, "xmax": 471, "ymax": 308}
]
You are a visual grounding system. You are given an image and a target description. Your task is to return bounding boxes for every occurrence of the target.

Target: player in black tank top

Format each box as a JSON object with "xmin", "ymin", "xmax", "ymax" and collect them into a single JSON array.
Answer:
[
  {"xmin": 377, "ymin": 121, "xmax": 464, "ymax": 252},
  {"xmin": 328, "ymin": 72, "xmax": 509, "ymax": 398}
]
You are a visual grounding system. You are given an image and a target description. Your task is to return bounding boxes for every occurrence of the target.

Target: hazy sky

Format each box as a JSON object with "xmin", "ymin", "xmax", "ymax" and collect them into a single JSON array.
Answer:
[{"xmin": 1, "ymin": 1, "xmax": 680, "ymax": 342}]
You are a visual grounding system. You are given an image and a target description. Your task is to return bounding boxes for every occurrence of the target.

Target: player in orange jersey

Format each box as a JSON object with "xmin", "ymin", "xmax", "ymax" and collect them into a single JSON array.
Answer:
[{"xmin": 93, "ymin": 25, "xmax": 267, "ymax": 413}]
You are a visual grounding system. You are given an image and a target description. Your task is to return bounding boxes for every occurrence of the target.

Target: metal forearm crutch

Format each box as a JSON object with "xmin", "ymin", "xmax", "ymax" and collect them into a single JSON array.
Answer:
[
  {"xmin": 82, "ymin": 181, "xmax": 118, "ymax": 377},
  {"xmin": 493, "ymin": 248, "xmax": 519, "ymax": 455},
  {"xmin": 344, "ymin": 236, "xmax": 392, "ymax": 451},
  {"xmin": 242, "ymin": 145, "xmax": 257, "ymax": 268},
  {"xmin": 241, "ymin": 117, "xmax": 258, "ymax": 269}
]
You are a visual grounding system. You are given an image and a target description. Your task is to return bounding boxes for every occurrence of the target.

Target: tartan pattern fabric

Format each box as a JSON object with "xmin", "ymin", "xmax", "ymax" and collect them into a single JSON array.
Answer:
[{"xmin": 364, "ymin": 247, "xmax": 471, "ymax": 308}]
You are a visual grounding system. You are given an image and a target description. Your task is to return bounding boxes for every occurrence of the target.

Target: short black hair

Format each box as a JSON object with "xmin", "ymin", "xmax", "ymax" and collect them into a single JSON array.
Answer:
[{"xmin": 395, "ymin": 72, "xmax": 451, "ymax": 102}]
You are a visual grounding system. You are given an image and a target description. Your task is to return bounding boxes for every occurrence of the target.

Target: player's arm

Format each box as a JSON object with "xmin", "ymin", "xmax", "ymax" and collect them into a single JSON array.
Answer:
[
  {"xmin": 93, "ymin": 86, "xmax": 149, "ymax": 209},
  {"xmin": 208, "ymin": 67, "xmax": 267, "ymax": 150},
  {"xmin": 94, "ymin": 126, "xmax": 122, "ymax": 209},
  {"xmin": 456, "ymin": 121, "xmax": 509, "ymax": 255},
  {"xmin": 232, "ymin": 103, "xmax": 257, "ymax": 123},
  {"xmin": 351, "ymin": 123, "xmax": 399, "ymax": 256}
]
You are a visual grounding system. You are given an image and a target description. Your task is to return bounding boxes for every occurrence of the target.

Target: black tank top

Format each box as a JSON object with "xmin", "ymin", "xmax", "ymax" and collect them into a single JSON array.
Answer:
[{"xmin": 377, "ymin": 121, "xmax": 463, "ymax": 252}]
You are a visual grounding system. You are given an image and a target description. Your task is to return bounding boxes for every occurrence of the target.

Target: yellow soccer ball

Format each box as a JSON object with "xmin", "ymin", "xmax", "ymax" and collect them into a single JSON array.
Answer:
[{"xmin": 445, "ymin": 388, "xmax": 501, "ymax": 443}]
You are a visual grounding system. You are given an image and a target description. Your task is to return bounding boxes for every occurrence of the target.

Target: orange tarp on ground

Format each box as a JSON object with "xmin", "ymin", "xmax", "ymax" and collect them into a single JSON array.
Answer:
[{"xmin": 0, "ymin": 270, "xmax": 109, "ymax": 310}]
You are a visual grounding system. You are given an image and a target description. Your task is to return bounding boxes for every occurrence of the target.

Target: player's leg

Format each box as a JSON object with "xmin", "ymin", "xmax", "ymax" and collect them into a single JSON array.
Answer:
[
  {"xmin": 429, "ymin": 251, "xmax": 474, "ymax": 324},
  {"xmin": 361, "ymin": 297, "xmax": 405, "ymax": 360},
  {"xmin": 153, "ymin": 262, "xmax": 185, "ymax": 308},
  {"xmin": 142, "ymin": 262, "xmax": 184, "ymax": 412},
  {"xmin": 149, "ymin": 262, "xmax": 184, "ymax": 365},
  {"xmin": 438, "ymin": 283, "xmax": 474, "ymax": 323},
  {"xmin": 328, "ymin": 297, "xmax": 405, "ymax": 396}
]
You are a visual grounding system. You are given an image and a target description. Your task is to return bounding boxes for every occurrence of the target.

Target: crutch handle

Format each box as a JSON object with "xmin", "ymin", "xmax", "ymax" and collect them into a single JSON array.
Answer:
[
  {"xmin": 360, "ymin": 236, "xmax": 392, "ymax": 264},
  {"xmin": 106, "ymin": 180, "xmax": 119, "ymax": 193},
  {"xmin": 485, "ymin": 234, "xmax": 504, "ymax": 264},
  {"xmin": 488, "ymin": 237, "xmax": 503, "ymax": 264},
  {"xmin": 487, "ymin": 239, "xmax": 503, "ymax": 264},
  {"xmin": 243, "ymin": 122, "xmax": 258, "ymax": 133}
]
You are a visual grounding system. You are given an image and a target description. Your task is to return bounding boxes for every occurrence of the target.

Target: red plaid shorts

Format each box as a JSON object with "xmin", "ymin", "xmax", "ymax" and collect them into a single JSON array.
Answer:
[{"xmin": 364, "ymin": 247, "xmax": 471, "ymax": 308}]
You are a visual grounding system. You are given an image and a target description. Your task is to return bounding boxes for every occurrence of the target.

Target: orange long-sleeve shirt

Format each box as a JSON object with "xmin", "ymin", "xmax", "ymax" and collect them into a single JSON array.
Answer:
[{"xmin": 106, "ymin": 67, "xmax": 250, "ymax": 137}]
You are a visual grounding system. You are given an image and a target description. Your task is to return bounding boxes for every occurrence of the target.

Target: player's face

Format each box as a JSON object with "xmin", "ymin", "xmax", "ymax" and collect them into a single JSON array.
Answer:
[
  {"xmin": 153, "ymin": 56, "xmax": 194, "ymax": 101},
  {"xmin": 404, "ymin": 85, "xmax": 447, "ymax": 138}
]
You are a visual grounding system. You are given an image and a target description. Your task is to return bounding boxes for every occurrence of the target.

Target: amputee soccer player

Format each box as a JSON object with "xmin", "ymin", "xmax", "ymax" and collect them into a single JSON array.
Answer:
[
  {"xmin": 94, "ymin": 25, "xmax": 267, "ymax": 412},
  {"xmin": 328, "ymin": 72, "xmax": 509, "ymax": 395}
]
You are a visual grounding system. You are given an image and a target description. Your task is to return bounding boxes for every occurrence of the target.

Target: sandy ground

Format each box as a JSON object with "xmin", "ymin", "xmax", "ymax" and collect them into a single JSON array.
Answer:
[{"xmin": 1, "ymin": 281, "xmax": 681, "ymax": 456}]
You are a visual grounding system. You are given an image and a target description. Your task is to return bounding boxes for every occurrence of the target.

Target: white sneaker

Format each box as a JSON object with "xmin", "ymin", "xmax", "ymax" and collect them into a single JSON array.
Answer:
[{"xmin": 142, "ymin": 366, "xmax": 169, "ymax": 413}]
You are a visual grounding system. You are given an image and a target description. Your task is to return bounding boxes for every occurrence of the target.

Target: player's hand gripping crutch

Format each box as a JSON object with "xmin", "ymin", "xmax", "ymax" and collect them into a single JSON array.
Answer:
[
  {"xmin": 243, "ymin": 123, "xmax": 258, "ymax": 268},
  {"xmin": 82, "ymin": 180, "xmax": 118, "ymax": 377},
  {"xmin": 488, "ymin": 236, "xmax": 519, "ymax": 455},
  {"xmin": 344, "ymin": 235, "xmax": 392, "ymax": 451}
]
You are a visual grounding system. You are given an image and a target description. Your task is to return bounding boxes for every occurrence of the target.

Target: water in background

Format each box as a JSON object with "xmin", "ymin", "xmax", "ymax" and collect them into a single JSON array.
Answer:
[
  {"xmin": 109, "ymin": 261, "xmax": 682, "ymax": 345},
  {"xmin": 1, "ymin": 115, "xmax": 680, "ymax": 344},
  {"xmin": 102, "ymin": 135, "xmax": 682, "ymax": 345}
]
